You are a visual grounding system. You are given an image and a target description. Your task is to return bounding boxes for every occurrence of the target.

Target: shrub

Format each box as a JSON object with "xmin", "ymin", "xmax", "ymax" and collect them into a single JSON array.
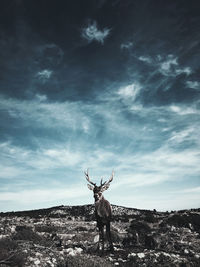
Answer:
[
  {"xmin": 35, "ymin": 225, "xmax": 58, "ymax": 233},
  {"xmin": 12, "ymin": 227, "xmax": 52, "ymax": 246},
  {"xmin": 0, "ymin": 238, "xmax": 26, "ymax": 266},
  {"xmin": 166, "ymin": 213, "xmax": 200, "ymax": 232},
  {"xmin": 13, "ymin": 228, "xmax": 42, "ymax": 242}
]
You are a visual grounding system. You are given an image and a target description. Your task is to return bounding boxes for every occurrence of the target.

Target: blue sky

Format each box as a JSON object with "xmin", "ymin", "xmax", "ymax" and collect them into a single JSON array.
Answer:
[{"xmin": 0, "ymin": 0, "xmax": 200, "ymax": 212}]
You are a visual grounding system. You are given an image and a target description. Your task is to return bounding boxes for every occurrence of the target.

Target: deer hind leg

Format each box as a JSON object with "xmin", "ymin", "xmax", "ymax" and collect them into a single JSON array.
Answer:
[{"xmin": 106, "ymin": 222, "xmax": 114, "ymax": 252}]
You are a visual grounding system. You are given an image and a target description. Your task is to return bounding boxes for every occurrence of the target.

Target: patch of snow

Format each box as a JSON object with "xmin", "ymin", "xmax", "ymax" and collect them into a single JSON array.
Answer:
[
  {"xmin": 94, "ymin": 234, "xmax": 99, "ymax": 243},
  {"xmin": 66, "ymin": 247, "xmax": 83, "ymax": 256},
  {"xmin": 162, "ymin": 252, "xmax": 172, "ymax": 257},
  {"xmin": 171, "ymin": 226, "xmax": 176, "ymax": 231},
  {"xmin": 184, "ymin": 249, "xmax": 189, "ymax": 254},
  {"xmin": 10, "ymin": 226, "xmax": 16, "ymax": 233},
  {"xmin": 35, "ymin": 252, "xmax": 42, "ymax": 257},
  {"xmin": 128, "ymin": 252, "xmax": 136, "ymax": 258},
  {"xmin": 137, "ymin": 252, "xmax": 145, "ymax": 258},
  {"xmin": 34, "ymin": 259, "xmax": 41, "ymax": 265},
  {"xmin": 50, "ymin": 209, "xmax": 68, "ymax": 215}
]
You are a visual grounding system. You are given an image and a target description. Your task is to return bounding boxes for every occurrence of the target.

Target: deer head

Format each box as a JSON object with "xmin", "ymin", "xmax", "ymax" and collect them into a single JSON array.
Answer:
[{"xmin": 85, "ymin": 169, "xmax": 114, "ymax": 201}]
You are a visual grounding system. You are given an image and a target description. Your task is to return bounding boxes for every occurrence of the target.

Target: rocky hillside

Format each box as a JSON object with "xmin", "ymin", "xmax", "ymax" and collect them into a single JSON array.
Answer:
[{"xmin": 0, "ymin": 205, "xmax": 200, "ymax": 266}]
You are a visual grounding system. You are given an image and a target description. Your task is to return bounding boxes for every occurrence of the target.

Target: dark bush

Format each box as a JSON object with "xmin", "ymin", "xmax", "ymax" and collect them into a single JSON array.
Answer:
[
  {"xmin": 166, "ymin": 213, "xmax": 200, "ymax": 232},
  {"xmin": 35, "ymin": 225, "xmax": 58, "ymax": 233},
  {"xmin": 129, "ymin": 220, "xmax": 151, "ymax": 234},
  {"xmin": 143, "ymin": 212, "xmax": 158, "ymax": 223},
  {"xmin": 13, "ymin": 228, "xmax": 42, "ymax": 242},
  {"xmin": 16, "ymin": 225, "xmax": 32, "ymax": 232},
  {"xmin": 0, "ymin": 238, "xmax": 26, "ymax": 266},
  {"xmin": 74, "ymin": 226, "xmax": 88, "ymax": 232}
]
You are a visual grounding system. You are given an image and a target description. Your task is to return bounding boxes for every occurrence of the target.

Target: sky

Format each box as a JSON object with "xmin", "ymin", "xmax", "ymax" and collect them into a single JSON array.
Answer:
[{"xmin": 0, "ymin": 0, "xmax": 200, "ymax": 212}]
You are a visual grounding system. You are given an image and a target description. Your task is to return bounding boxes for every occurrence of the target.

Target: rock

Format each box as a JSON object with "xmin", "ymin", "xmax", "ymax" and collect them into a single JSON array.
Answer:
[
  {"xmin": 94, "ymin": 234, "xmax": 99, "ymax": 243},
  {"xmin": 34, "ymin": 259, "xmax": 40, "ymax": 265},
  {"xmin": 137, "ymin": 252, "xmax": 145, "ymax": 258}
]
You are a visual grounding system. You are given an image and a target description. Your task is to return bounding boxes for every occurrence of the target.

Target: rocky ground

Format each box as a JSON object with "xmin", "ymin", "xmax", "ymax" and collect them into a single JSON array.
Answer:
[{"xmin": 0, "ymin": 205, "xmax": 200, "ymax": 266}]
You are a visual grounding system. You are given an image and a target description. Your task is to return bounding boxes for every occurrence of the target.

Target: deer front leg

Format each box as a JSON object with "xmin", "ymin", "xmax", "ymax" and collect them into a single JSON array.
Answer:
[
  {"xmin": 106, "ymin": 222, "xmax": 114, "ymax": 252},
  {"xmin": 98, "ymin": 225, "xmax": 104, "ymax": 253}
]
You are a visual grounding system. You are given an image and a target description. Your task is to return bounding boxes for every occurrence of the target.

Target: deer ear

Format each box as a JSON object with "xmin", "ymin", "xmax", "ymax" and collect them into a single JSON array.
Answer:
[
  {"xmin": 101, "ymin": 183, "xmax": 110, "ymax": 192},
  {"xmin": 87, "ymin": 184, "xmax": 94, "ymax": 191}
]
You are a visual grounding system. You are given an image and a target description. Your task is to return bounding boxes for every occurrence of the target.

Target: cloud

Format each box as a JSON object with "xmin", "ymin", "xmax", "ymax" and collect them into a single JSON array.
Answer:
[
  {"xmin": 36, "ymin": 69, "xmax": 53, "ymax": 82},
  {"xmin": 0, "ymin": 88, "xmax": 199, "ymax": 211},
  {"xmin": 35, "ymin": 94, "xmax": 47, "ymax": 102},
  {"xmin": 169, "ymin": 127, "xmax": 196, "ymax": 144},
  {"xmin": 160, "ymin": 55, "xmax": 178, "ymax": 74},
  {"xmin": 0, "ymin": 95, "xmax": 90, "ymax": 133},
  {"xmin": 0, "ymin": 141, "xmax": 84, "ymax": 173},
  {"xmin": 112, "ymin": 191, "xmax": 200, "ymax": 211},
  {"xmin": 175, "ymin": 67, "xmax": 192, "ymax": 76},
  {"xmin": 181, "ymin": 187, "xmax": 200, "ymax": 193},
  {"xmin": 82, "ymin": 21, "xmax": 111, "ymax": 44},
  {"xmin": 186, "ymin": 81, "xmax": 200, "ymax": 90},
  {"xmin": 138, "ymin": 56, "xmax": 152, "ymax": 64},
  {"xmin": 120, "ymin": 42, "xmax": 133, "ymax": 50},
  {"xmin": 117, "ymin": 83, "xmax": 141, "ymax": 101},
  {"xmin": 170, "ymin": 105, "xmax": 198, "ymax": 115},
  {"xmin": 0, "ymin": 186, "xmax": 88, "ymax": 206},
  {"xmin": 159, "ymin": 55, "xmax": 192, "ymax": 76}
]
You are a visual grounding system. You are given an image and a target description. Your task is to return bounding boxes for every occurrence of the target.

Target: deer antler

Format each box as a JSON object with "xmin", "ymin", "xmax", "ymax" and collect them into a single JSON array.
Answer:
[
  {"xmin": 101, "ymin": 170, "xmax": 114, "ymax": 191},
  {"xmin": 100, "ymin": 177, "xmax": 106, "ymax": 187},
  {"xmin": 106, "ymin": 170, "xmax": 114, "ymax": 185},
  {"xmin": 85, "ymin": 169, "xmax": 96, "ymax": 186}
]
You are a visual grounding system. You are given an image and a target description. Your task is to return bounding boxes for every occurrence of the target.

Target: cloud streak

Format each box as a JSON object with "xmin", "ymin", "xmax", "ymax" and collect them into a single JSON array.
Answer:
[{"xmin": 186, "ymin": 81, "xmax": 200, "ymax": 90}]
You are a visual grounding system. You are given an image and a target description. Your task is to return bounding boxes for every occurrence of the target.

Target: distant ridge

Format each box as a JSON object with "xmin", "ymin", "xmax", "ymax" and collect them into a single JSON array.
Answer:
[{"xmin": 0, "ymin": 204, "xmax": 199, "ymax": 218}]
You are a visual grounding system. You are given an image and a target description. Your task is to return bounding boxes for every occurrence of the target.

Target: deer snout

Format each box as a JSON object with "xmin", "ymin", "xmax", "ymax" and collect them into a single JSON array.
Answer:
[
  {"xmin": 94, "ymin": 193, "xmax": 101, "ymax": 201},
  {"xmin": 94, "ymin": 193, "xmax": 98, "ymax": 201}
]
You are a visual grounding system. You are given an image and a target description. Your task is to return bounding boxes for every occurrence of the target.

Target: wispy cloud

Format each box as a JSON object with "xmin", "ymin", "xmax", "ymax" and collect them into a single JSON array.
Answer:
[
  {"xmin": 175, "ymin": 67, "xmax": 192, "ymax": 76},
  {"xmin": 138, "ymin": 56, "xmax": 152, "ymax": 64},
  {"xmin": 36, "ymin": 69, "xmax": 53, "ymax": 82},
  {"xmin": 117, "ymin": 83, "xmax": 141, "ymax": 102},
  {"xmin": 0, "ymin": 88, "xmax": 199, "ymax": 211},
  {"xmin": 169, "ymin": 127, "xmax": 196, "ymax": 144},
  {"xmin": 180, "ymin": 187, "xmax": 200, "ymax": 193},
  {"xmin": 0, "ymin": 95, "xmax": 90, "ymax": 133},
  {"xmin": 159, "ymin": 55, "xmax": 192, "ymax": 76},
  {"xmin": 186, "ymin": 81, "xmax": 200, "ymax": 90},
  {"xmin": 112, "ymin": 192, "xmax": 200, "ymax": 211},
  {"xmin": 160, "ymin": 55, "xmax": 178, "ymax": 74},
  {"xmin": 120, "ymin": 42, "xmax": 133, "ymax": 50},
  {"xmin": 0, "ymin": 141, "xmax": 84, "ymax": 174},
  {"xmin": 0, "ymin": 186, "xmax": 88, "ymax": 209},
  {"xmin": 81, "ymin": 21, "xmax": 111, "ymax": 44},
  {"xmin": 170, "ymin": 105, "xmax": 198, "ymax": 115}
]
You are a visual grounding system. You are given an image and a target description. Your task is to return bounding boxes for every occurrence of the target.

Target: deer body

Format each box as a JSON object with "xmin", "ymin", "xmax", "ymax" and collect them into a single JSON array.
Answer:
[
  {"xmin": 85, "ymin": 170, "xmax": 114, "ymax": 252},
  {"xmin": 95, "ymin": 196, "xmax": 112, "ymax": 221}
]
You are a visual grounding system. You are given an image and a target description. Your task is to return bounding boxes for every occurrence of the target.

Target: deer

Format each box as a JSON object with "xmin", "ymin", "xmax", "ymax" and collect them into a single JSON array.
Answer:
[{"xmin": 85, "ymin": 169, "xmax": 114, "ymax": 253}]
